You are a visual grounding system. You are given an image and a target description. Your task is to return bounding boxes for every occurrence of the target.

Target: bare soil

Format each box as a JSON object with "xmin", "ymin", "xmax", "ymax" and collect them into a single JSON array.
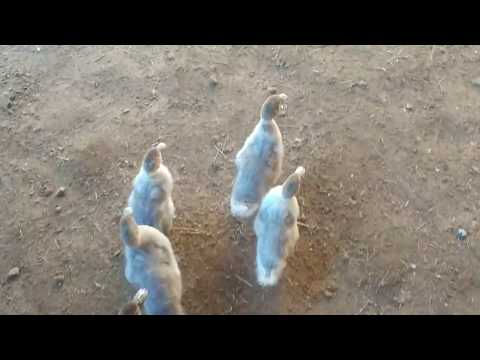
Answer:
[{"xmin": 1, "ymin": 45, "xmax": 480, "ymax": 314}]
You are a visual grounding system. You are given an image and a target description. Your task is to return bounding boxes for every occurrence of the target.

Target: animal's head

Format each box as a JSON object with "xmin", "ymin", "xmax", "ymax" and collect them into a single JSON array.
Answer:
[
  {"xmin": 282, "ymin": 166, "xmax": 305, "ymax": 198},
  {"xmin": 143, "ymin": 142, "xmax": 167, "ymax": 173},
  {"xmin": 120, "ymin": 207, "xmax": 172, "ymax": 264},
  {"xmin": 119, "ymin": 207, "xmax": 139, "ymax": 247},
  {"xmin": 261, "ymin": 93, "xmax": 288, "ymax": 121}
]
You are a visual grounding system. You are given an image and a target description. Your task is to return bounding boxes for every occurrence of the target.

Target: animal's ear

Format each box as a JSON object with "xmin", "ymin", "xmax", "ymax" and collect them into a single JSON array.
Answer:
[
  {"xmin": 143, "ymin": 146, "xmax": 162, "ymax": 173},
  {"xmin": 119, "ymin": 207, "xmax": 140, "ymax": 247}
]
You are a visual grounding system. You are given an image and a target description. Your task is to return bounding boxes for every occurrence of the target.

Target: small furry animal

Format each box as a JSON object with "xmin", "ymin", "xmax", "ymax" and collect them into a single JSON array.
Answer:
[
  {"xmin": 128, "ymin": 143, "xmax": 175, "ymax": 236},
  {"xmin": 120, "ymin": 207, "xmax": 184, "ymax": 315},
  {"xmin": 230, "ymin": 93, "xmax": 288, "ymax": 222},
  {"xmin": 254, "ymin": 166, "xmax": 305, "ymax": 287},
  {"xmin": 118, "ymin": 288, "xmax": 149, "ymax": 315}
]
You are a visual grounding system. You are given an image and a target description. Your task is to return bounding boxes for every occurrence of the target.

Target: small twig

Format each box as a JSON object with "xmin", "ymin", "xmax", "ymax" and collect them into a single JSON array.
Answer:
[
  {"xmin": 235, "ymin": 274, "xmax": 253, "ymax": 288},
  {"xmin": 93, "ymin": 222, "xmax": 103, "ymax": 234},
  {"xmin": 376, "ymin": 268, "xmax": 391, "ymax": 293},
  {"xmin": 174, "ymin": 227, "xmax": 210, "ymax": 236},
  {"xmin": 214, "ymin": 144, "xmax": 227, "ymax": 159},
  {"xmin": 416, "ymin": 223, "xmax": 426, "ymax": 232},
  {"xmin": 297, "ymin": 221, "xmax": 310, "ymax": 229},
  {"xmin": 437, "ymin": 76, "xmax": 446, "ymax": 93},
  {"xmin": 356, "ymin": 300, "xmax": 371, "ymax": 315}
]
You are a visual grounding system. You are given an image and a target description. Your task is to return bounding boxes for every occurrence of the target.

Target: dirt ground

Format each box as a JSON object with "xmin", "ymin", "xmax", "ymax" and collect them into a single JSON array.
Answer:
[{"xmin": 1, "ymin": 45, "xmax": 480, "ymax": 314}]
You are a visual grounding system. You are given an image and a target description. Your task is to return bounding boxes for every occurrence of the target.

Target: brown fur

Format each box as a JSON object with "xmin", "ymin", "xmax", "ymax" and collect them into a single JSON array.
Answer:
[{"xmin": 119, "ymin": 302, "xmax": 142, "ymax": 315}]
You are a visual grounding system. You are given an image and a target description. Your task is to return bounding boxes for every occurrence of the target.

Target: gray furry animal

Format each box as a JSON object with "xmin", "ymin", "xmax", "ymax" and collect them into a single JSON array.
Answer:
[
  {"xmin": 120, "ymin": 207, "xmax": 184, "ymax": 315},
  {"xmin": 128, "ymin": 143, "xmax": 175, "ymax": 236},
  {"xmin": 118, "ymin": 288, "xmax": 149, "ymax": 315},
  {"xmin": 254, "ymin": 166, "xmax": 305, "ymax": 287},
  {"xmin": 230, "ymin": 94, "xmax": 288, "ymax": 223}
]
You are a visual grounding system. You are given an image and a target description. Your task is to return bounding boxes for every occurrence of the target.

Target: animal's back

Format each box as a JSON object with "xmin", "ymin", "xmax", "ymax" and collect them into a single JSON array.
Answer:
[
  {"xmin": 233, "ymin": 128, "xmax": 278, "ymax": 202},
  {"xmin": 129, "ymin": 171, "xmax": 160, "ymax": 227},
  {"xmin": 255, "ymin": 189, "xmax": 289, "ymax": 261}
]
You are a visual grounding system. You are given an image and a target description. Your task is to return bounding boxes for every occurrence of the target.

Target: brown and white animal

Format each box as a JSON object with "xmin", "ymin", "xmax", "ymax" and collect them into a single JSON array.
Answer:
[
  {"xmin": 128, "ymin": 143, "xmax": 175, "ymax": 236},
  {"xmin": 120, "ymin": 207, "xmax": 184, "ymax": 315},
  {"xmin": 230, "ymin": 94, "xmax": 288, "ymax": 223},
  {"xmin": 118, "ymin": 288, "xmax": 149, "ymax": 315},
  {"xmin": 254, "ymin": 166, "xmax": 305, "ymax": 287}
]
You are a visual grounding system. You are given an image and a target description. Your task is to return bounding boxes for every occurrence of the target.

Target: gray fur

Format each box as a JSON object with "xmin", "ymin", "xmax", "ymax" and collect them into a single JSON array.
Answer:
[
  {"xmin": 121, "ymin": 208, "xmax": 184, "ymax": 315},
  {"xmin": 230, "ymin": 95, "xmax": 287, "ymax": 222},
  {"xmin": 254, "ymin": 167, "xmax": 305, "ymax": 287},
  {"xmin": 128, "ymin": 144, "xmax": 175, "ymax": 235}
]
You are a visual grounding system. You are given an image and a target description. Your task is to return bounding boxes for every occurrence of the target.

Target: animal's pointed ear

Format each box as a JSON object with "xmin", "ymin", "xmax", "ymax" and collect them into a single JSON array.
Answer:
[
  {"xmin": 143, "ymin": 146, "xmax": 162, "ymax": 173},
  {"xmin": 119, "ymin": 207, "xmax": 140, "ymax": 247}
]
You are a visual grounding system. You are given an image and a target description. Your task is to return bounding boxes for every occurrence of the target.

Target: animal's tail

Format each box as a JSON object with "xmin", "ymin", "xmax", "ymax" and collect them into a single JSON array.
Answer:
[
  {"xmin": 230, "ymin": 197, "xmax": 259, "ymax": 221},
  {"xmin": 282, "ymin": 166, "xmax": 306, "ymax": 198}
]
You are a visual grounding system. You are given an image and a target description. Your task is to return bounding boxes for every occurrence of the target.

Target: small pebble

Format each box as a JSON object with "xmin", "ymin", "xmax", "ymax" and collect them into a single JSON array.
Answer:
[
  {"xmin": 7, "ymin": 267, "xmax": 20, "ymax": 280},
  {"xmin": 405, "ymin": 103, "xmax": 413, "ymax": 111},
  {"xmin": 55, "ymin": 187, "xmax": 66, "ymax": 198},
  {"xmin": 55, "ymin": 205, "xmax": 62, "ymax": 214},
  {"xmin": 456, "ymin": 228, "xmax": 467, "ymax": 241},
  {"xmin": 354, "ymin": 80, "xmax": 368, "ymax": 89},
  {"xmin": 323, "ymin": 289, "xmax": 334, "ymax": 299},
  {"xmin": 54, "ymin": 273, "xmax": 65, "ymax": 287},
  {"xmin": 122, "ymin": 108, "xmax": 130, "ymax": 114}
]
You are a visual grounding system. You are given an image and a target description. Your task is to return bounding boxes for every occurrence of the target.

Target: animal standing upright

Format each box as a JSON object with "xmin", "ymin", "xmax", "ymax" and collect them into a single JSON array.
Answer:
[
  {"xmin": 120, "ymin": 207, "xmax": 184, "ymax": 315},
  {"xmin": 230, "ymin": 93, "xmax": 288, "ymax": 223},
  {"xmin": 254, "ymin": 166, "xmax": 305, "ymax": 287},
  {"xmin": 128, "ymin": 143, "xmax": 175, "ymax": 235}
]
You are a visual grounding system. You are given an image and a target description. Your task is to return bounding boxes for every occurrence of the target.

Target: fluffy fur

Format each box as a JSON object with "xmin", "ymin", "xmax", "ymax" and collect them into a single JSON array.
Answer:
[
  {"xmin": 120, "ymin": 207, "xmax": 184, "ymax": 315},
  {"xmin": 254, "ymin": 166, "xmax": 305, "ymax": 287},
  {"xmin": 230, "ymin": 94, "xmax": 288, "ymax": 223},
  {"xmin": 128, "ymin": 143, "xmax": 175, "ymax": 236}
]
